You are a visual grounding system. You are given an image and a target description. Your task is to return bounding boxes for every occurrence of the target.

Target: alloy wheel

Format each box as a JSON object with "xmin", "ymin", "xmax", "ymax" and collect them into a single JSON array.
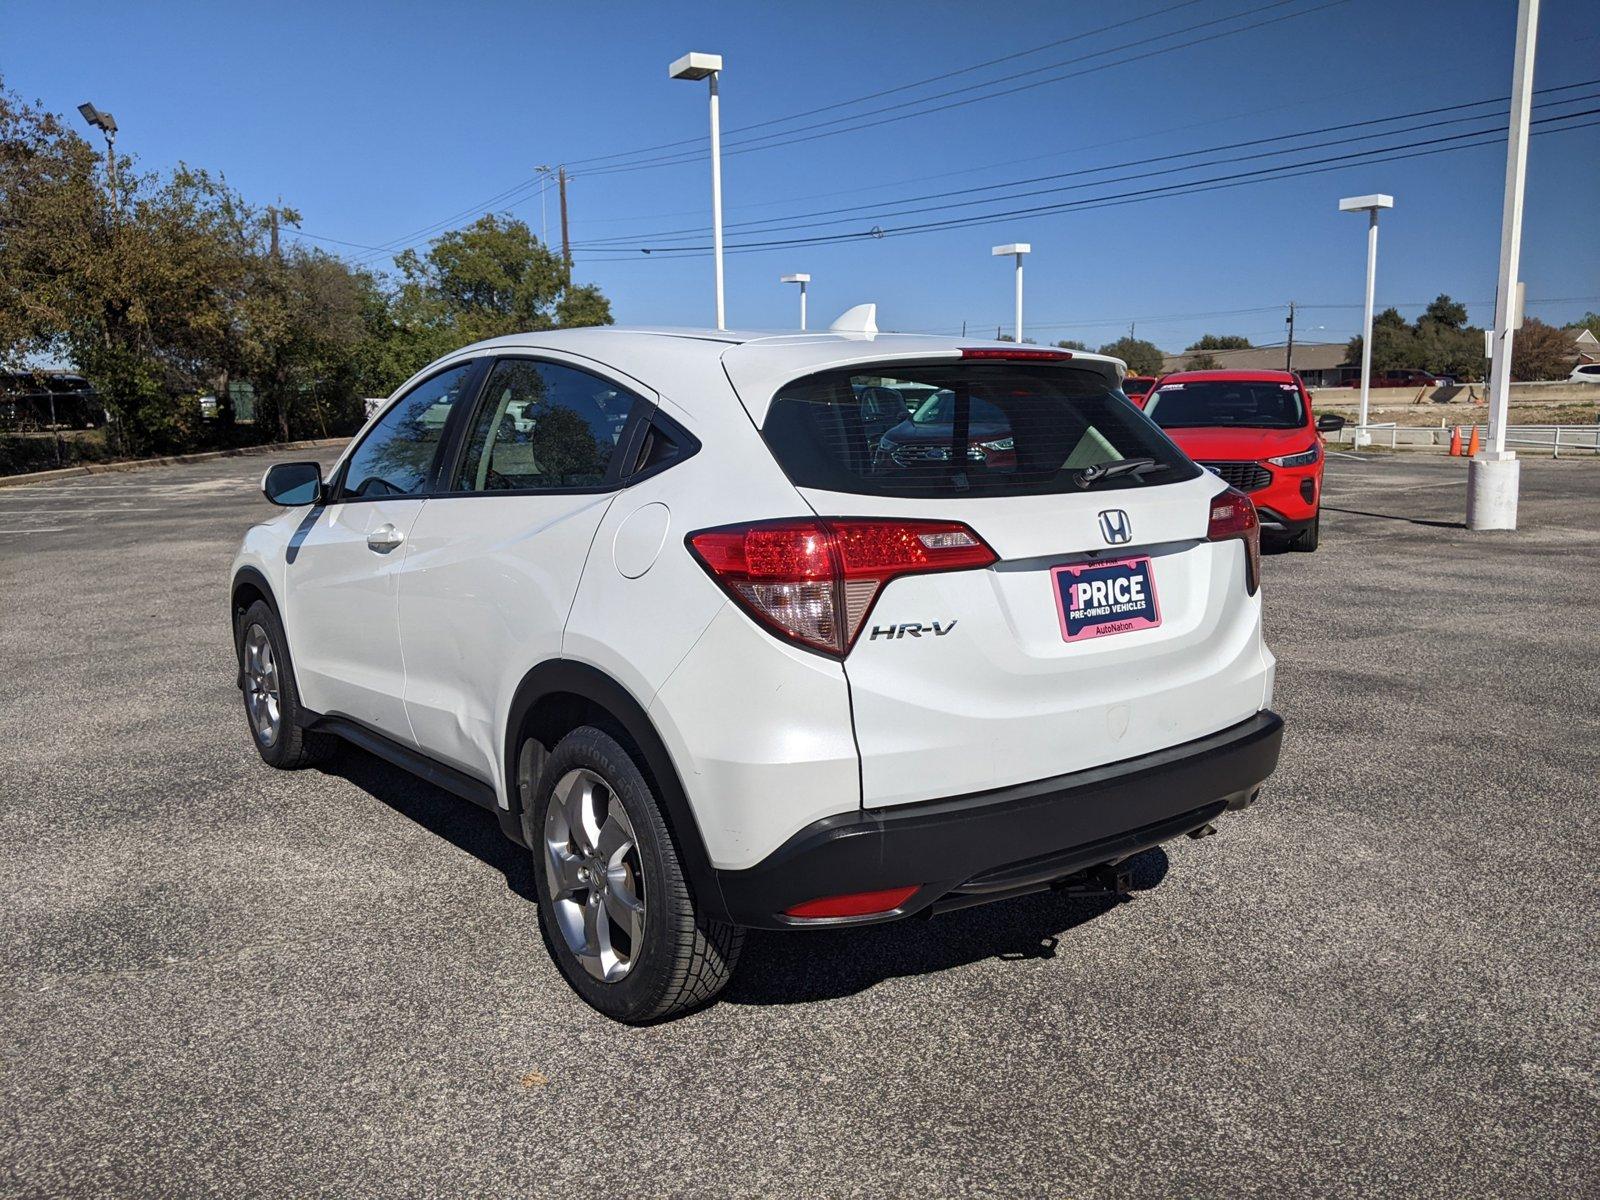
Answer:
[
  {"xmin": 242, "ymin": 624, "xmax": 281, "ymax": 747},
  {"xmin": 543, "ymin": 767, "xmax": 646, "ymax": 983}
]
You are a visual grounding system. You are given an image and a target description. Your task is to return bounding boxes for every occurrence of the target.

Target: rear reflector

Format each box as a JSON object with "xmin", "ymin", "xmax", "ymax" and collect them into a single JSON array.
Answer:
[
  {"xmin": 1207, "ymin": 487, "xmax": 1261, "ymax": 595},
  {"xmin": 687, "ymin": 518, "xmax": 996, "ymax": 656},
  {"xmin": 960, "ymin": 347, "xmax": 1072, "ymax": 361},
  {"xmin": 785, "ymin": 886, "xmax": 920, "ymax": 919}
]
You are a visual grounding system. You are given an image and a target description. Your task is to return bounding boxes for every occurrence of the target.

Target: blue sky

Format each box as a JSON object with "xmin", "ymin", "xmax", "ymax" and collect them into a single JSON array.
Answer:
[{"xmin": 6, "ymin": 0, "xmax": 1598, "ymax": 351}]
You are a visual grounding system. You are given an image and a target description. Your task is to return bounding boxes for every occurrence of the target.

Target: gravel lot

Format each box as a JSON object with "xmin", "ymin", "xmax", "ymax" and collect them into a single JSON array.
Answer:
[{"xmin": 2, "ymin": 449, "xmax": 1597, "ymax": 1198}]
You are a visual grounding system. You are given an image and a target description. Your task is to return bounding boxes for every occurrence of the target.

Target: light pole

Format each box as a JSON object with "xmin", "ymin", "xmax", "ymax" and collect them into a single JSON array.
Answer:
[
  {"xmin": 991, "ymin": 243, "xmax": 1031, "ymax": 341},
  {"xmin": 1338, "ymin": 194, "xmax": 1393, "ymax": 446},
  {"xmin": 1469, "ymin": 0, "xmax": 1540, "ymax": 531},
  {"xmin": 77, "ymin": 102, "xmax": 118, "ymax": 203},
  {"xmin": 780, "ymin": 274, "xmax": 810, "ymax": 330},
  {"xmin": 670, "ymin": 52, "xmax": 725, "ymax": 330}
]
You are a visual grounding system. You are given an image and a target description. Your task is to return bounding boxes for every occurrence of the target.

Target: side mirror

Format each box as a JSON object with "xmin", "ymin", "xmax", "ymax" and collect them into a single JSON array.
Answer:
[
  {"xmin": 262, "ymin": 461, "xmax": 324, "ymax": 506},
  {"xmin": 1316, "ymin": 413, "xmax": 1347, "ymax": 433}
]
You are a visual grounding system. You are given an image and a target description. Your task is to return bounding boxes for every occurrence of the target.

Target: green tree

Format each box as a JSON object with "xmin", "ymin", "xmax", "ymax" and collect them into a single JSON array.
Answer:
[
  {"xmin": 1055, "ymin": 339, "xmax": 1089, "ymax": 351},
  {"xmin": 392, "ymin": 214, "xmax": 613, "ymax": 350},
  {"xmin": 1564, "ymin": 312, "xmax": 1600, "ymax": 338},
  {"xmin": 1346, "ymin": 307, "xmax": 1415, "ymax": 375},
  {"xmin": 1346, "ymin": 299, "xmax": 1487, "ymax": 382},
  {"xmin": 1185, "ymin": 334, "xmax": 1252, "ymax": 351},
  {"xmin": 1184, "ymin": 352, "xmax": 1221, "ymax": 370},
  {"xmin": 1095, "ymin": 336, "xmax": 1163, "ymax": 376},
  {"xmin": 0, "ymin": 82, "xmax": 369, "ymax": 453},
  {"xmin": 235, "ymin": 243, "xmax": 375, "ymax": 441},
  {"xmin": 0, "ymin": 87, "xmax": 242, "ymax": 451},
  {"xmin": 1423, "ymin": 294, "xmax": 1469, "ymax": 328},
  {"xmin": 1510, "ymin": 318, "xmax": 1576, "ymax": 381}
]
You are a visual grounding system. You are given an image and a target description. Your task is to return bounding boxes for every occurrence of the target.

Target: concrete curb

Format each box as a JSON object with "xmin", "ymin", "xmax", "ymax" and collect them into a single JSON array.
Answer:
[{"xmin": 0, "ymin": 438, "xmax": 348, "ymax": 489}]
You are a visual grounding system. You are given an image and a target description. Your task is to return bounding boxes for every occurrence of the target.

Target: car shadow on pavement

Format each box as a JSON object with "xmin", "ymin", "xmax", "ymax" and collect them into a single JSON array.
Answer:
[
  {"xmin": 1321, "ymin": 504, "xmax": 1463, "ymax": 530},
  {"xmin": 724, "ymin": 847, "xmax": 1169, "ymax": 1007},
  {"xmin": 324, "ymin": 750, "xmax": 538, "ymax": 903},
  {"xmin": 322, "ymin": 745, "xmax": 1170, "ymax": 1009}
]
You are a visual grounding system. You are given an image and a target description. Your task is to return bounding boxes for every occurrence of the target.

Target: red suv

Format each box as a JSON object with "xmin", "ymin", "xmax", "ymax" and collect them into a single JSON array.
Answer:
[
  {"xmin": 1121, "ymin": 374, "xmax": 1157, "ymax": 401},
  {"xmin": 1135, "ymin": 370, "xmax": 1344, "ymax": 551}
]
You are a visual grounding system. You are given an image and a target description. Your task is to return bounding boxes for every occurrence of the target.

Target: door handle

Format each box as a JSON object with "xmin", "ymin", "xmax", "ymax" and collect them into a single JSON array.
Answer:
[{"xmin": 367, "ymin": 523, "xmax": 405, "ymax": 553}]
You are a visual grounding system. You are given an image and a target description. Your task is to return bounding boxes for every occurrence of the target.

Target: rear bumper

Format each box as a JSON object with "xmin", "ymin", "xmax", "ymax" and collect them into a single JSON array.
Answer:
[{"xmin": 715, "ymin": 710, "xmax": 1284, "ymax": 928}]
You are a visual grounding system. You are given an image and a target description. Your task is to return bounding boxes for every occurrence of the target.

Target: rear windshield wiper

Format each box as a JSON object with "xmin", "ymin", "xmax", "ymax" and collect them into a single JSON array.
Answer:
[{"xmin": 1071, "ymin": 457, "xmax": 1170, "ymax": 489}]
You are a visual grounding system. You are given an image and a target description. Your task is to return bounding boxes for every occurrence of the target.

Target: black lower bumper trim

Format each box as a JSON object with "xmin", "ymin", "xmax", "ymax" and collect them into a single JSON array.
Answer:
[
  {"xmin": 716, "ymin": 711, "xmax": 1283, "ymax": 928},
  {"xmin": 1256, "ymin": 506, "xmax": 1315, "ymax": 535}
]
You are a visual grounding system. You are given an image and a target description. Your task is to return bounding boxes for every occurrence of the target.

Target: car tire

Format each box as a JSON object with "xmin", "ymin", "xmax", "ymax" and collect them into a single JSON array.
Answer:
[
  {"xmin": 236, "ymin": 600, "xmax": 337, "ymax": 769},
  {"xmin": 1290, "ymin": 511, "xmax": 1321, "ymax": 552},
  {"xmin": 529, "ymin": 725, "xmax": 742, "ymax": 1023}
]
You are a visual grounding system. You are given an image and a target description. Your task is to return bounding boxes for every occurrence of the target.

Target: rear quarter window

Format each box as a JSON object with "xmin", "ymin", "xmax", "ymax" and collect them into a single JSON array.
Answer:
[{"xmin": 761, "ymin": 362, "xmax": 1199, "ymax": 498}]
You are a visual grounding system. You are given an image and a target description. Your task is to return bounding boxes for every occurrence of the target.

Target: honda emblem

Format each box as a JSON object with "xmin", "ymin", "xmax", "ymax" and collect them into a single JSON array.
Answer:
[{"xmin": 1098, "ymin": 509, "xmax": 1132, "ymax": 545}]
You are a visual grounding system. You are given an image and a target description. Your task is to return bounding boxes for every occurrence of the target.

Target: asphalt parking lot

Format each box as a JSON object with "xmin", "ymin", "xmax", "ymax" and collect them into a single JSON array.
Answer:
[{"xmin": 2, "ymin": 450, "xmax": 1597, "ymax": 1198}]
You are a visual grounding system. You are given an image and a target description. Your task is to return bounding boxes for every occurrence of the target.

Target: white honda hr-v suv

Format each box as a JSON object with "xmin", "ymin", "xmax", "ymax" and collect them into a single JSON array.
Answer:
[{"xmin": 231, "ymin": 325, "xmax": 1281, "ymax": 1022}]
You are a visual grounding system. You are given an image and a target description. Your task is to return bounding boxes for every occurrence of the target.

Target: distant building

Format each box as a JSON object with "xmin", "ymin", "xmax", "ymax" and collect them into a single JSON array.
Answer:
[
  {"xmin": 1570, "ymin": 327, "xmax": 1599, "ymax": 364},
  {"xmin": 1158, "ymin": 342, "xmax": 1352, "ymax": 388}
]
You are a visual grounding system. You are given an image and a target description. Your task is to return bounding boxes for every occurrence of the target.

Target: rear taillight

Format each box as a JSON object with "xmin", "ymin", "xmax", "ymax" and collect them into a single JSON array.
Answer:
[
  {"xmin": 1207, "ymin": 487, "xmax": 1261, "ymax": 595},
  {"xmin": 687, "ymin": 518, "xmax": 997, "ymax": 656}
]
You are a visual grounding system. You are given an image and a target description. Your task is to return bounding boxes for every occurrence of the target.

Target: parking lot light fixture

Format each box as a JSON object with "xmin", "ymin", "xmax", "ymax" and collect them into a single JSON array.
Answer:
[
  {"xmin": 1338, "ymin": 194, "xmax": 1394, "ymax": 446},
  {"xmin": 77, "ymin": 101, "xmax": 118, "ymax": 201},
  {"xmin": 781, "ymin": 274, "xmax": 811, "ymax": 330},
  {"xmin": 670, "ymin": 52, "xmax": 726, "ymax": 331},
  {"xmin": 992, "ymin": 244, "xmax": 1031, "ymax": 342}
]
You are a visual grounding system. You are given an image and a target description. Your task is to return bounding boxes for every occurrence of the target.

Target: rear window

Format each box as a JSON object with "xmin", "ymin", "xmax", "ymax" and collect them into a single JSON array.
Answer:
[
  {"xmin": 762, "ymin": 362, "xmax": 1198, "ymax": 498},
  {"xmin": 1144, "ymin": 380, "xmax": 1306, "ymax": 429}
]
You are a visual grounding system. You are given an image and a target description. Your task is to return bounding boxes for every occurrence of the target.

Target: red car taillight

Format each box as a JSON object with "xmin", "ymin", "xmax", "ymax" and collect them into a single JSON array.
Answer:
[
  {"xmin": 687, "ymin": 518, "xmax": 997, "ymax": 656},
  {"xmin": 1207, "ymin": 487, "xmax": 1261, "ymax": 595}
]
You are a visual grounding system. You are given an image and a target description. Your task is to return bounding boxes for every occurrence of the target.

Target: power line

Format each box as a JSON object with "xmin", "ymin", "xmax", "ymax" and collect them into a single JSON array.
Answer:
[
  {"xmin": 569, "ymin": 111, "xmax": 1600, "ymax": 260},
  {"xmin": 562, "ymin": 0, "xmax": 1214, "ymax": 170},
  {"xmin": 566, "ymin": 61, "xmax": 1492, "ymax": 229},
  {"xmin": 321, "ymin": 0, "xmax": 1345, "ymax": 261},
  {"xmin": 573, "ymin": 82, "xmax": 1600, "ymax": 249},
  {"xmin": 579, "ymin": 0, "xmax": 1350, "ymax": 179}
]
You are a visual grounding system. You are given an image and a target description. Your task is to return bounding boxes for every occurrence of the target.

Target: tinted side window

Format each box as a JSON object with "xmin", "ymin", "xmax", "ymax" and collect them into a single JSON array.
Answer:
[
  {"xmin": 454, "ymin": 359, "xmax": 637, "ymax": 491},
  {"xmin": 342, "ymin": 364, "xmax": 475, "ymax": 498}
]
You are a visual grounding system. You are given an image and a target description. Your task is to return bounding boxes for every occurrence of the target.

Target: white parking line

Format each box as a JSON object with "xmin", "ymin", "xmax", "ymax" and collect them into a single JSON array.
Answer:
[
  {"xmin": 1334, "ymin": 479, "xmax": 1467, "ymax": 494},
  {"xmin": 0, "ymin": 527, "xmax": 68, "ymax": 534}
]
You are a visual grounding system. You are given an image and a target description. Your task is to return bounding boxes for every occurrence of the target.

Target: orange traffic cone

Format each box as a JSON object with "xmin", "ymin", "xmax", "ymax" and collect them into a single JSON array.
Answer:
[
  {"xmin": 1467, "ymin": 425, "xmax": 1481, "ymax": 456},
  {"xmin": 1449, "ymin": 427, "xmax": 1462, "ymax": 456}
]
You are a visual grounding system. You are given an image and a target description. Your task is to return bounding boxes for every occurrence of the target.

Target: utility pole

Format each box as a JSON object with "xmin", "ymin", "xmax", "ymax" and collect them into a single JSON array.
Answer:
[
  {"xmin": 1285, "ymin": 301, "xmax": 1296, "ymax": 372},
  {"xmin": 1469, "ymin": 0, "xmax": 1539, "ymax": 531},
  {"xmin": 269, "ymin": 201, "xmax": 281, "ymax": 261},
  {"xmin": 557, "ymin": 166, "xmax": 572, "ymax": 280}
]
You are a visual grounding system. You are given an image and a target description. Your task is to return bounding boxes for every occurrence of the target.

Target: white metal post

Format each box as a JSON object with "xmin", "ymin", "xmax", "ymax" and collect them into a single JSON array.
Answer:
[
  {"xmin": 1339, "ymin": 194, "xmax": 1393, "ymax": 446},
  {"xmin": 1468, "ymin": 0, "xmax": 1538, "ymax": 530},
  {"xmin": 1014, "ymin": 253, "xmax": 1025, "ymax": 342},
  {"xmin": 781, "ymin": 274, "xmax": 810, "ymax": 331},
  {"xmin": 992, "ymin": 243, "xmax": 1031, "ymax": 342},
  {"xmin": 1358, "ymin": 210, "xmax": 1378, "ymax": 440},
  {"xmin": 708, "ymin": 73, "xmax": 725, "ymax": 332}
]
